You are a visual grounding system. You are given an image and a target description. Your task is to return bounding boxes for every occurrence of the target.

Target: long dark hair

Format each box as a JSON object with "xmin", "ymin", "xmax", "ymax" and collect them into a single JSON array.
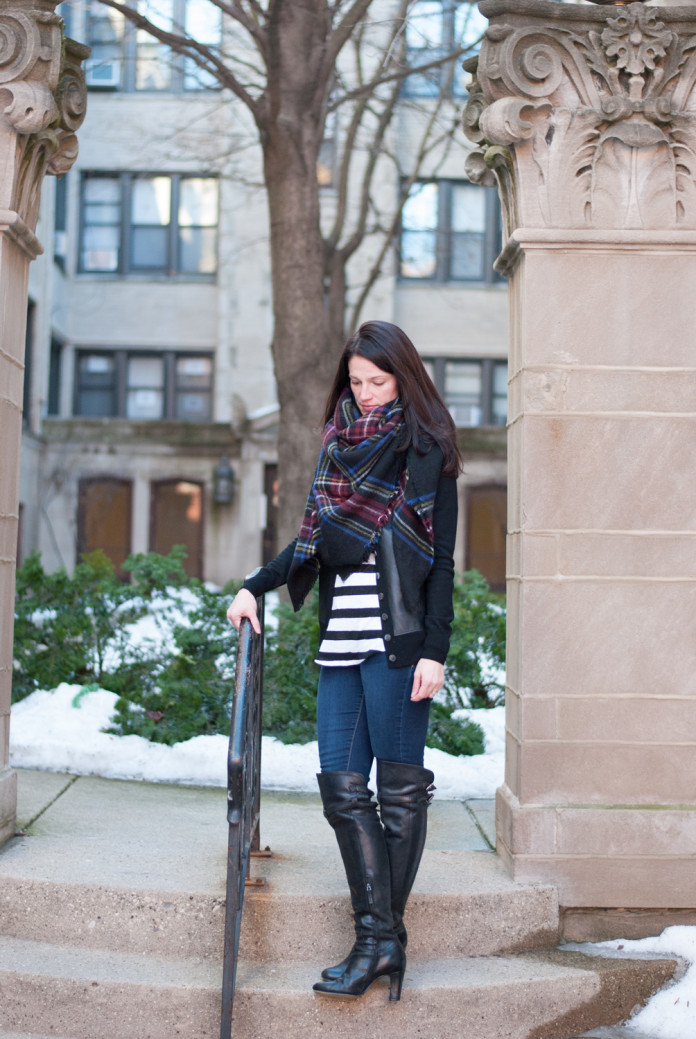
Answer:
[{"xmin": 323, "ymin": 321, "xmax": 463, "ymax": 478}]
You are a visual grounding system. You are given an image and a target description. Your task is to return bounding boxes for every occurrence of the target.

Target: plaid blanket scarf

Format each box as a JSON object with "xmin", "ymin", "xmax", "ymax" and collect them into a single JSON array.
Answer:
[{"xmin": 287, "ymin": 389, "xmax": 441, "ymax": 611}]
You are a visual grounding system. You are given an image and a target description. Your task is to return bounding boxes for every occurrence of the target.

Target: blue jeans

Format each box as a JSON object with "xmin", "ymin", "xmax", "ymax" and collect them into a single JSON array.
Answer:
[{"xmin": 316, "ymin": 652, "xmax": 431, "ymax": 781}]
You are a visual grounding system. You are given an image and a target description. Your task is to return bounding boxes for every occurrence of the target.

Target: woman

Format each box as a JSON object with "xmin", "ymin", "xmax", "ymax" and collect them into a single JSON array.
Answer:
[{"xmin": 227, "ymin": 320, "xmax": 461, "ymax": 1002}]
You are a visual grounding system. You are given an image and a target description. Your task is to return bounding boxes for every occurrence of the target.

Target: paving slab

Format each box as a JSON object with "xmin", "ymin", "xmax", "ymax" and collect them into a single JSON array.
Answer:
[
  {"xmin": 4, "ymin": 773, "xmax": 229, "ymax": 894},
  {"xmin": 4, "ymin": 770, "xmax": 489, "ymax": 894},
  {"xmin": 466, "ymin": 796, "xmax": 496, "ymax": 848},
  {"xmin": 14, "ymin": 771, "xmax": 77, "ymax": 832}
]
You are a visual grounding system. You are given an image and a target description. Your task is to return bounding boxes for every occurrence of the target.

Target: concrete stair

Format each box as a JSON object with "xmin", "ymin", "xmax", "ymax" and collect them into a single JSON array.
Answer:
[{"xmin": 0, "ymin": 771, "xmax": 677, "ymax": 1039}]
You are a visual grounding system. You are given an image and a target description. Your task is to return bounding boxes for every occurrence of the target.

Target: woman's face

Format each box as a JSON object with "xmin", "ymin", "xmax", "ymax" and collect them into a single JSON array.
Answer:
[{"xmin": 348, "ymin": 355, "xmax": 398, "ymax": 416}]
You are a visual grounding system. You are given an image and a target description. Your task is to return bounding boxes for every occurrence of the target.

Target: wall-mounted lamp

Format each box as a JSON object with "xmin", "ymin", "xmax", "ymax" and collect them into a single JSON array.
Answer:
[{"xmin": 213, "ymin": 456, "xmax": 236, "ymax": 504}]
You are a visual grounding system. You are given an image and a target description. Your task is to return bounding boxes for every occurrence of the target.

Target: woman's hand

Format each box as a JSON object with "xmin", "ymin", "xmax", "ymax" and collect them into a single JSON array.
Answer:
[
  {"xmin": 411, "ymin": 658, "xmax": 444, "ymax": 702},
  {"xmin": 226, "ymin": 588, "xmax": 261, "ymax": 635}
]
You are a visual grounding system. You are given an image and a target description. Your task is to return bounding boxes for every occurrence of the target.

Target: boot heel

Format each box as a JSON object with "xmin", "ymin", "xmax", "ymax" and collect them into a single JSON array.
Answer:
[{"xmin": 389, "ymin": 968, "xmax": 404, "ymax": 1002}]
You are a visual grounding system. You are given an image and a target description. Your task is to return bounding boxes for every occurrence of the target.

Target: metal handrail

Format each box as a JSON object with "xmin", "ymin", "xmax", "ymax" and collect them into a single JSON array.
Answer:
[{"xmin": 220, "ymin": 595, "xmax": 266, "ymax": 1039}]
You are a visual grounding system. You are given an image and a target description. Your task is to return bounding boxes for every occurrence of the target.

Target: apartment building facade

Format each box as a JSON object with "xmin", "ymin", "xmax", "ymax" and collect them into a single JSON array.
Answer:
[{"xmin": 20, "ymin": 0, "xmax": 509, "ymax": 591}]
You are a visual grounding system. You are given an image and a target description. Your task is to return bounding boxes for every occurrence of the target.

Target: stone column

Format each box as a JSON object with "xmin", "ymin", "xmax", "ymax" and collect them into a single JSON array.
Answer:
[
  {"xmin": 466, "ymin": 0, "xmax": 696, "ymax": 921},
  {"xmin": 0, "ymin": 3, "xmax": 87, "ymax": 846}
]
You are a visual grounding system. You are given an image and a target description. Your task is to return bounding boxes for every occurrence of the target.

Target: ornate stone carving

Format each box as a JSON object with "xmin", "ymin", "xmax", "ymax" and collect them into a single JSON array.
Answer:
[
  {"xmin": 0, "ymin": 4, "xmax": 88, "ymax": 238},
  {"xmin": 464, "ymin": 0, "xmax": 696, "ymax": 234},
  {"xmin": 0, "ymin": 10, "xmax": 44, "ymax": 84}
]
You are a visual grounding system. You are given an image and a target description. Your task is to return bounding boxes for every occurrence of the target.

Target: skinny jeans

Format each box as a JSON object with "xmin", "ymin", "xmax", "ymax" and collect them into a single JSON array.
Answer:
[{"xmin": 316, "ymin": 651, "xmax": 431, "ymax": 782}]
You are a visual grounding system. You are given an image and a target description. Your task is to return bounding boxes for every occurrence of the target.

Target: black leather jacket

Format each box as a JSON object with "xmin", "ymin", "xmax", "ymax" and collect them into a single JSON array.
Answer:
[{"xmin": 243, "ymin": 474, "xmax": 458, "ymax": 669}]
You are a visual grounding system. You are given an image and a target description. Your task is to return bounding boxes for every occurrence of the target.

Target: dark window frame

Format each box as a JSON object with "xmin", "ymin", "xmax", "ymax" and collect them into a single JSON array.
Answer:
[
  {"xmin": 78, "ymin": 172, "xmax": 219, "ymax": 279},
  {"xmin": 84, "ymin": 0, "xmax": 222, "ymax": 95},
  {"xmin": 425, "ymin": 356, "xmax": 508, "ymax": 427},
  {"xmin": 401, "ymin": 1, "xmax": 486, "ymax": 101},
  {"xmin": 23, "ymin": 300, "xmax": 36, "ymax": 429},
  {"xmin": 399, "ymin": 179, "xmax": 502, "ymax": 285},
  {"xmin": 48, "ymin": 334, "xmax": 65, "ymax": 417},
  {"xmin": 73, "ymin": 348, "xmax": 214, "ymax": 422}
]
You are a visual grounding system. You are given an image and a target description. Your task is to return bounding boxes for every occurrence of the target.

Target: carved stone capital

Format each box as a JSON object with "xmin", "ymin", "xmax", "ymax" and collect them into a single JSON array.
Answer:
[
  {"xmin": 464, "ymin": 0, "xmax": 696, "ymax": 237},
  {"xmin": 0, "ymin": 3, "xmax": 88, "ymax": 236}
]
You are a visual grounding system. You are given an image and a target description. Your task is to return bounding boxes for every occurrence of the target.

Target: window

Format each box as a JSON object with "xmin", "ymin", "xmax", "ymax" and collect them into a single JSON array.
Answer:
[
  {"xmin": 262, "ymin": 463, "xmax": 279, "ymax": 565},
  {"xmin": 48, "ymin": 337, "xmax": 64, "ymax": 417},
  {"xmin": 423, "ymin": 357, "xmax": 507, "ymax": 427},
  {"xmin": 74, "ymin": 350, "xmax": 213, "ymax": 421},
  {"xmin": 77, "ymin": 478, "xmax": 133, "ymax": 579},
  {"xmin": 23, "ymin": 301, "xmax": 35, "ymax": 428},
  {"xmin": 403, "ymin": 1, "xmax": 486, "ymax": 99},
  {"xmin": 317, "ymin": 134, "xmax": 336, "ymax": 189},
  {"xmin": 80, "ymin": 173, "xmax": 218, "ymax": 277},
  {"xmin": 76, "ymin": 353, "xmax": 117, "ymax": 417},
  {"xmin": 127, "ymin": 356, "xmax": 165, "ymax": 418},
  {"xmin": 175, "ymin": 356, "xmax": 213, "ymax": 421},
  {"xmin": 57, "ymin": 1, "xmax": 73, "ymax": 37},
  {"xmin": 400, "ymin": 180, "xmax": 501, "ymax": 283},
  {"xmin": 85, "ymin": 0, "xmax": 222, "ymax": 93},
  {"xmin": 54, "ymin": 173, "xmax": 68, "ymax": 269}
]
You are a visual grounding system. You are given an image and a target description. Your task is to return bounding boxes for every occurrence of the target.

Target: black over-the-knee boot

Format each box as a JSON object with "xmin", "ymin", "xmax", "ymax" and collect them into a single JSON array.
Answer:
[
  {"xmin": 320, "ymin": 760, "xmax": 434, "ymax": 982},
  {"xmin": 376, "ymin": 759, "xmax": 434, "ymax": 949},
  {"xmin": 312, "ymin": 771, "xmax": 406, "ymax": 1001}
]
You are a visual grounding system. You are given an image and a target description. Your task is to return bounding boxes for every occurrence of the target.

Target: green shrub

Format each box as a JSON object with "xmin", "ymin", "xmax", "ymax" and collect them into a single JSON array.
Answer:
[
  {"xmin": 262, "ymin": 592, "xmax": 321, "ymax": 744},
  {"xmin": 13, "ymin": 551, "xmax": 504, "ymax": 759},
  {"xmin": 446, "ymin": 570, "xmax": 506, "ymax": 709},
  {"xmin": 426, "ymin": 701, "xmax": 486, "ymax": 757},
  {"xmin": 108, "ymin": 575, "xmax": 241, "ymax": 745},
  {"xmin": 12, "ymin": 549, "xmax": 145, "ymax": 703}
]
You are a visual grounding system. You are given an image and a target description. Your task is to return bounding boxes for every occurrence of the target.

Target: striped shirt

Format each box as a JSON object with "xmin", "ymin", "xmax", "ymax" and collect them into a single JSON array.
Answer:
[{"xmin": 315, "ymin": 556, "xmax": 385, "ymax": 667}]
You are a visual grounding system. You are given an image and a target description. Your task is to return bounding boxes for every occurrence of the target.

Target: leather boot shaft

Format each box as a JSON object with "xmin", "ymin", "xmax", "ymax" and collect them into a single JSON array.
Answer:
[
  {"xmin": 377, "ymin": 759, "xmax": 435, "ymax": 946},
  {"xmin": 313, "ymin": 770, "xmax": 406, "ymax": 1000}
]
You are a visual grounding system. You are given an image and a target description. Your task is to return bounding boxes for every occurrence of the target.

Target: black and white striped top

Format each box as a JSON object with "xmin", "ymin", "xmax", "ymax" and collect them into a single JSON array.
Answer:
[{"xmin": 315, "ymin": 556, "xmax": 385, "ymax": 667}]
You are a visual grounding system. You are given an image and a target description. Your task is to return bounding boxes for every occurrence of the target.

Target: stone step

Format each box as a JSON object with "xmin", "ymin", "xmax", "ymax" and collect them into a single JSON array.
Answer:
[
  {"xmin": 0, "ymin": 847, "xmax": 558, "ymax": 962},
  {"xmin": 242, "ymin": 846, "xmax": 559, "ymax": 962},
  {"xmin": 3, "ymin": 780, "xmax": 556, "ymax": 961},
  {"xmin": 0, "ymin": 937, "xmax": 675, "ymax": 1039}
]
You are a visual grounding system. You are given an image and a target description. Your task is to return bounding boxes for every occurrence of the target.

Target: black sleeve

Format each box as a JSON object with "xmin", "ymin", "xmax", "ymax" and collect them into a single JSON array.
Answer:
[
  {"xmin": 242, "ymin": 538, "xmax": 298, "ymax": 597},
  {"xmin": 421, "ymin": 475, "xmax": 458, "ymax": 663}
]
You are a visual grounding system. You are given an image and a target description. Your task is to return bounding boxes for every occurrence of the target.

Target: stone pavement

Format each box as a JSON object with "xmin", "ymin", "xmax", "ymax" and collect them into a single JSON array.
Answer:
[{"xmin": 7, "ymin": 767, "xmax": 495, "ymax": 893}]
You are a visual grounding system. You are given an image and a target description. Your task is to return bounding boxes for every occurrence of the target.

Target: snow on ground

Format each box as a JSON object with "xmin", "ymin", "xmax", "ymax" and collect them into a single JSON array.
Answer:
[
  {"xmin": 9, "ymin": 683, "xmax": 505, "ymax": 798},
  {"xmin": 570, "ymin": 929, "xmax": 696, "ymax": 1039}
]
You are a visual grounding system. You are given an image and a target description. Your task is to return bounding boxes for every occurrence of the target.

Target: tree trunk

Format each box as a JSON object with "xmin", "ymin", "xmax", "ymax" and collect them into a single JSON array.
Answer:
[
  {"xmin": 264, "ymin": 137, "xmax": 340, "ymax": 549},
  {"xmin": 260, "ymin": 3, "xmax": 344, "ymax": 551}
]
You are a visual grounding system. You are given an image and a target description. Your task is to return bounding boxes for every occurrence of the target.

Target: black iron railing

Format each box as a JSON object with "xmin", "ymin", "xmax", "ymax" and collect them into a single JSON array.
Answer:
[{"xmin": 220, "ymin": 595, "xmax": 268, "ymax": 1039}]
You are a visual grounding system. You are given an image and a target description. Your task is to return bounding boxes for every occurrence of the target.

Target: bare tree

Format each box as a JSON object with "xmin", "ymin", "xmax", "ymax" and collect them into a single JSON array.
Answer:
[{"xmin": 95, "ymin": 0, "xmax": 479, "ymax": 545}]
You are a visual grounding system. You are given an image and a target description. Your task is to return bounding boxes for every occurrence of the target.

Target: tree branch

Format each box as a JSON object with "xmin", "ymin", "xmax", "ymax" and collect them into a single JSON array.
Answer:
[
  {"xmin": 339, "ymin": 76, "xmax": 401, "ymax": 262},
  {"xmin": 325, "ymin": 0, "xmax": 409, "ymax": 251},
  {"xmin": 323, "ymin": 0, "xmax": 376, "ymax": 75},
  {"xmin": 96, "ymin": 0, "xmax": 266, "ymax": 119},
  {"xmin": 328, "ymin": 38, "xmax": 480, "ymax": 111},
  {"xmin": 347, "ymin": 59, "xmax": 463, "ymax": 329}
]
